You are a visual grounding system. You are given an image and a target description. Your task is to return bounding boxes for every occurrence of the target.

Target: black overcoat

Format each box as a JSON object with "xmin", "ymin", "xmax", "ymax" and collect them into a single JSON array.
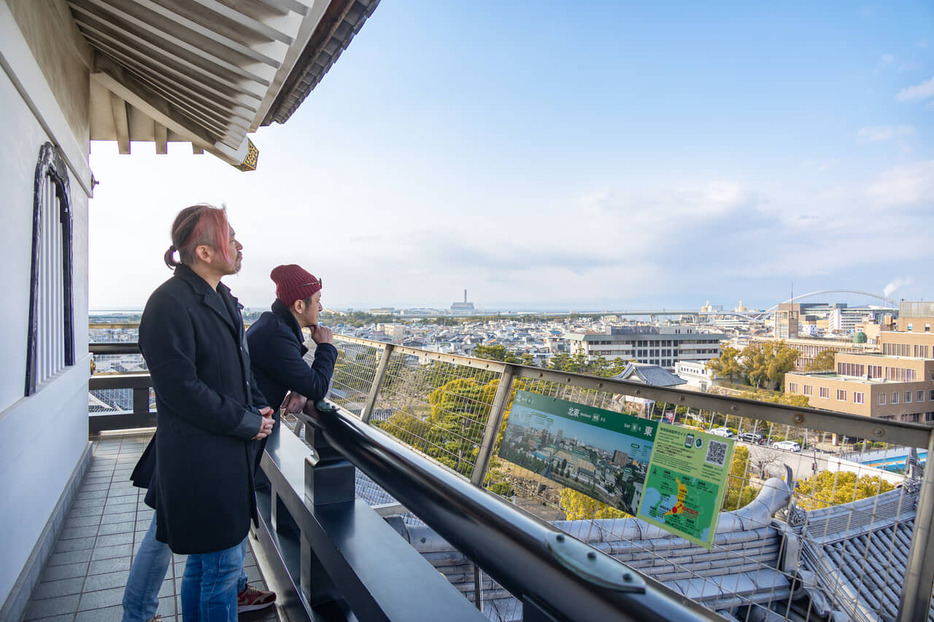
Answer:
[
  {"xmin": 246, "ymin": 299, "xmax": 338, "ymax": 415},
  {"xmin": 138, "ymin": 264, "xmax": 268, "ymax": 554}
]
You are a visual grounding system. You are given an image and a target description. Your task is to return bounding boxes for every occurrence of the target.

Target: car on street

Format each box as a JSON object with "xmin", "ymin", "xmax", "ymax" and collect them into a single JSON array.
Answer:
[
  {"xmin": 738, "ymin": 432, "xmax": 765, "ymax": 444},
  {"xmin": 772, "ymin": 440, "xmax": 801, "ymax": 452},
  {"xmin": 709, "ymin": 427, "xmax": 735, "ymax": 438}
]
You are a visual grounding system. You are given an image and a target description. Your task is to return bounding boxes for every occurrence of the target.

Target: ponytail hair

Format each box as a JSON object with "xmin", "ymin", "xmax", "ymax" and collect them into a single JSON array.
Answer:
[{"xmin": 164, "ymin": 204, "xmax": 231, "ymax": 269}]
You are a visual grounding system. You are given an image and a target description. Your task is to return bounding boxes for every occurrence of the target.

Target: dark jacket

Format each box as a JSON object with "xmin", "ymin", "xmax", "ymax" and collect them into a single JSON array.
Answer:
[
  {"xmin": 246, "ymin": 299, "xmax": 338, "ymax": 417},
  {"xmin": 137, "ymin": 264, "xmax": 268, "ymax": 554}
]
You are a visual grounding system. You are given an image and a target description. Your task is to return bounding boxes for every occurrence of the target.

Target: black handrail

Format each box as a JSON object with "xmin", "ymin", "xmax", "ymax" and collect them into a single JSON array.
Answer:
[
  {"xmin": 304, "ymin": 402, "xmax": 722, "ymax": 622},
  {"xmin": 89, "ymin": 343, "xmax": 140, "ymax": 355}
]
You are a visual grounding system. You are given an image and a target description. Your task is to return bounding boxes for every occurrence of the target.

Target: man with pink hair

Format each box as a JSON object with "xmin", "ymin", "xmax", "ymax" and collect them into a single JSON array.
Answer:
[{"xmin": 126, "ymin": 204, "xmax": 276, "ymax": 622}]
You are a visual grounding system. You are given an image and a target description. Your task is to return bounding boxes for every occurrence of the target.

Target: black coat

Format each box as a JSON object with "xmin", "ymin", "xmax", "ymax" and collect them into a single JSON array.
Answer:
[
  {"xmin": 137, "ymin": 264, "xmax": 268, "ymax": 554},
  {"xmin": 246, "ymin": 299, "xmax": 338, "ymax": 417}
]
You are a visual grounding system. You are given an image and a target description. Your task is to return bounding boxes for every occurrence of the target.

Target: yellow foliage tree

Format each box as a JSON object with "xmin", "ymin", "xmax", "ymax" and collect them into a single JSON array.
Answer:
[
  {"xmin": 795, "ymin": 471, "xmax": 895, "ymax": 510},
  {"xmin": 559, "ymin": 488, "xmax": 629, "ymax": 520},
  {"xmin": 722, "ymin": 445, "xmax": 758, "ymax": 510}
]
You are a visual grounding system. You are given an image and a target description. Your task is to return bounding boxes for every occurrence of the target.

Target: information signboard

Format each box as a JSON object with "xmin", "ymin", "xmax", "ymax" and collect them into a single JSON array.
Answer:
[
  {"xmin": 636, "ymin": 423, "xmax": 734, "ymax": 548},
  {"xmin": 499, "ymin": 391, "xmax": 656, "ymax": 515},
  {"xmin": 499, "ymin": 392, "xmax": 734, "ymax": 548}
]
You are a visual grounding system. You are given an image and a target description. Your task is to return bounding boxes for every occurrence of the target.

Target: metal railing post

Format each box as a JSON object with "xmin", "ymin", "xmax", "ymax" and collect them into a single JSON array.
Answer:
[
  {"xmin": 897, "ymin": 429, "xmax": 934, "ymax": 621},
  {"xmin": 302, "ymin": 404, "xmax": 356, "ymax": 608},
  {"xmin": 132, "ymin": 387, "xmax": 149, "ymax": 414},
  {"xmin": 361, "ymin": 343, "xmax": 393, "ymax": 424},
  {"xmin": 471, "ymin": 363, "xmax": 516, "ymax": 487}
]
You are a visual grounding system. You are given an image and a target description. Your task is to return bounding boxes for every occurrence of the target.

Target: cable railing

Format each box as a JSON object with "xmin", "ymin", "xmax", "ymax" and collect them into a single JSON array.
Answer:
[{"xmin": 87, "ymin": 332, "xmax": 934, "ymax": 621}]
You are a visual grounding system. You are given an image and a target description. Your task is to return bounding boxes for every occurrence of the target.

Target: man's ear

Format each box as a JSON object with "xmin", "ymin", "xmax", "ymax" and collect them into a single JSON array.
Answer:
[
  {"xmin": 194, "ymin": 245, "xmax": 213, "ymax": 263},
  {"xmin": 291, "ymin": 298, "xmax": 304, "ymax": 314}
]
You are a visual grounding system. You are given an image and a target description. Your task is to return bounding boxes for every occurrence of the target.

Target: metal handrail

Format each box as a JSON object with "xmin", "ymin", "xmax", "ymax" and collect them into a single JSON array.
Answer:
[
  {"xmin": 304, "ymin": 402, "xmax": 722, "ymax": 622},
  {"xmin": 89, "ymin": 343, "xmax": 140, "ymax": 355}
]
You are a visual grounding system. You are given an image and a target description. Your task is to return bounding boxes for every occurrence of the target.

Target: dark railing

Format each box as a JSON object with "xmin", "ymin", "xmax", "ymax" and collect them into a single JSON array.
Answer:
[
  {"xmin": 256, "ymin": 411, "xmax": 487, "ymax": 621},
  {"xmin": 300, "ymin": 401, "xmax": 720, "ymax": 622}
]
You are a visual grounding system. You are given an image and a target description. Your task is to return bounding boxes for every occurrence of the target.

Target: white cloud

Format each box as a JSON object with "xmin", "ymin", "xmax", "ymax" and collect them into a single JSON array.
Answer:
[
  {"xmin": 896, "ymin": 76, "xmax": 934, "ymax": 102},
  {"xmin": 868, "ymin": 161, "xmax": 934, "ymax": 206},
  {"xmin": 884, "ymin": 277, "xmax": 914, "ymax": 298},
  {"xmin": 856, "ymin": 125, "xmax": 915, "ymax": 142},
  {"xmin": 880, "ymin": 54, "xmax": 895, "ymax": 65}
]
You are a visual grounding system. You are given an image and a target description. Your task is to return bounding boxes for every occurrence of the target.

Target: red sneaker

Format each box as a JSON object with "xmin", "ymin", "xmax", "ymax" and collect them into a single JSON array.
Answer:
[{"xmin": 237, "ymin": 583, "xmax": 277, "ymax": 612}]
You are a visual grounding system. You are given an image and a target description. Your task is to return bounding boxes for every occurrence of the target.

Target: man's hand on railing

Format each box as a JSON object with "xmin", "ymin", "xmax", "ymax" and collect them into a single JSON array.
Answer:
[{"xmin": 281, "ymin": 391, "xmax": 308, "ymax": 415}]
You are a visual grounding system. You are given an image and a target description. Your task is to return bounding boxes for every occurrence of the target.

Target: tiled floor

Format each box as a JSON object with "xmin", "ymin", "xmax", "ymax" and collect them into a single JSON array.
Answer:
[{"xmin": 23, "ymin": 434, "xmax": 279, "ymax": 622}]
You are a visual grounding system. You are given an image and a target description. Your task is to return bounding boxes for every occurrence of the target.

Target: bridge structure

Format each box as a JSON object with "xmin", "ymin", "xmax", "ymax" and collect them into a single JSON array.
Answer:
[{"xmin": 585, "ymin": 290, "xmax": 899, "ymax": 323}]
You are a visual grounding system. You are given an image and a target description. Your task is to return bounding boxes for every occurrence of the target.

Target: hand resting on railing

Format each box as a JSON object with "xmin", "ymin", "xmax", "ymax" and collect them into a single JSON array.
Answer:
[{"xmin": 280, "ymin": 390, "xmax": 308, "ymax": 415}]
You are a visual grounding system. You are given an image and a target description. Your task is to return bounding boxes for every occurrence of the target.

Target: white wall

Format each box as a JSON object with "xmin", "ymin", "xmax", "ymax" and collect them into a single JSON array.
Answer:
[{"xmin": 0, "ymin": 1, "xmax": 92, "ymax": 609}]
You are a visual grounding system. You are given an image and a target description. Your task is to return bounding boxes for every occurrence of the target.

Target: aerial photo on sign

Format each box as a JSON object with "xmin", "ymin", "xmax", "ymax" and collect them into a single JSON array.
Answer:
[{"xmin": 498, "ymin": 391, "xmax": 656, "ymax": 515}]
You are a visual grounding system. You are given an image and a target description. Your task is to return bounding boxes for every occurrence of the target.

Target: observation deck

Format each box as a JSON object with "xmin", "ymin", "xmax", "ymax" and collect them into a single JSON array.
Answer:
[{"xmin": 12, "ymin": 334, "xmax": 934, "ymax": 621}]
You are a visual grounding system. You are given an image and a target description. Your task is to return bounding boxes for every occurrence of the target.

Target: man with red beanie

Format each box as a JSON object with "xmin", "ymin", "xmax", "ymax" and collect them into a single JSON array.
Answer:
[{"xmin": 246, "ymin": 264, "xmax": 338, "ymax": 420}]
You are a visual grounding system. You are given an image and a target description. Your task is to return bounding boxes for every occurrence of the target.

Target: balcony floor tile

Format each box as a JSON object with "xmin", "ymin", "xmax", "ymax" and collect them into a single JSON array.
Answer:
[{"xmin": 23, "ymin": 433, "xmax": 280, "ymax": 622}]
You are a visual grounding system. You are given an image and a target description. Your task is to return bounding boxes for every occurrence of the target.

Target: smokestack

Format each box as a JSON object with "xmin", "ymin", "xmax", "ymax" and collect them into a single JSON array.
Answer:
[{"xmin": 464, "ymin": 289, "xmax": 467, "ymax": 303}]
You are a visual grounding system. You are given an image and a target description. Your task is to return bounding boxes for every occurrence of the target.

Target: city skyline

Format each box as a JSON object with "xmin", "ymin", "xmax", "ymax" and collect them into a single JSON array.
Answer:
[{"xmin": 88, "ymin": 1, "xmax": 933, "ymax": 311}]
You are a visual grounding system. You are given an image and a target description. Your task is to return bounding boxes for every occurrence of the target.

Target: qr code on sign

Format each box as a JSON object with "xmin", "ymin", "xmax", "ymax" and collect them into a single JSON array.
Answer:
[{"xmin": 705, "ymin": 440, "xmax": 728, "ymax": 466}]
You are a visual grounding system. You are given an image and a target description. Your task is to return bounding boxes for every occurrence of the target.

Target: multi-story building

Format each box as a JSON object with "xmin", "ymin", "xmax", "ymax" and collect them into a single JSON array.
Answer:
[
  {"xmin": 774, "ymin": 303, "xmax": 800, "ymax": 339},
  {"xmin": 785, "ymin": 331, "xmax": 934, "ymax": 423},
  {"xmin": 896, "ymin": 301, "xmax": 934, "ymax": 333},
  {"xmin": 566, "ymin": 325, "xmax": 724, "ymax": 370},
  {"xmin": 752, "ymin": 336, "xmax": 880, "ymax": 371}
]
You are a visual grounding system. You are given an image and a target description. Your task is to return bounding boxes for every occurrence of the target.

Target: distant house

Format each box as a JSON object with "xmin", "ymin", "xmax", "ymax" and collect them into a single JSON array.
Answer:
[
  {"xmin": 611, "ymin": 362, "xmax": 686, "ymax": 388},
  {"xmin": 675, "ymin": 360, "xmax": 715, "ymax": 391}
]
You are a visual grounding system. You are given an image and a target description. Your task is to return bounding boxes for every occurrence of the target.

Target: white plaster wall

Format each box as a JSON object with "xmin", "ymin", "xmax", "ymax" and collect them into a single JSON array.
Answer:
[
  {"xmin": 0, "ymin": 58, "xmax": 47, "ymax": 412},
  {"xmin": 0, "ymin": 7, "xmax": 92, "ymax": 607},
  {"xmin": 0, "ymin": 361, "xmax": 91, "ymax": 607}
]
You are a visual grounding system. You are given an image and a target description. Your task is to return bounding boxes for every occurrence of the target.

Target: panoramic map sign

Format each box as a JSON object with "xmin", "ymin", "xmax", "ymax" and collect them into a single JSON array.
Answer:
[
  {"xmin": 499, "ymin": 391, "xmax": 657, "ymax": 515},
  {"xmin": 636, "ymin": 423, "xmax": 734, "ymax": 548},
  {"xmin": 499, "ymin": 392, "xmax": 733, "ymax": 549}
]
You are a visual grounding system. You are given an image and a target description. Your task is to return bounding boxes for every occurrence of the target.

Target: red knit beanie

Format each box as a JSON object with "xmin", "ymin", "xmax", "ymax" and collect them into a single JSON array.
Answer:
[{"xmin": 270, "ymin": 264, "xmax": 321, "ymax": 306}]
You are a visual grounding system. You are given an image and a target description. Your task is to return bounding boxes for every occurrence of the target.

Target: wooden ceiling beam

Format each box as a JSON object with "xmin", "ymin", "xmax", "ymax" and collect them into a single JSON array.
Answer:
[
  {"xmin": 110, "ymin": 92, "xmax": 130, "ymax": 154},
  {"xmin": 154, "ymin": 122, "xmax": 167, "ymax": 155}
]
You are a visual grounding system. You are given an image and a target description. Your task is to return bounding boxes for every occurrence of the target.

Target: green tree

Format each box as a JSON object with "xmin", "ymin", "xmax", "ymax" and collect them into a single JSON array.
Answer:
[
  {"xmin": 739, "ymin": 389, "xmax": 810, "ymax": 407},
  {"xmin": 548, "ymin": 351, "xmax": 627, "ymax": 378},
  {"xmin": 741, "ymin": 341, "xmax": 799, "ymax": 390},
  {"xmin": 806, "ymin": 349, "xmax": 837, "ymax": 372},
  {"xmin": 707, "ymin": 346, "xmax": 742, "ymax": 382},
  {"xmin": 473, "ymin": 344, "xmax": 521, "ymax": 363}
]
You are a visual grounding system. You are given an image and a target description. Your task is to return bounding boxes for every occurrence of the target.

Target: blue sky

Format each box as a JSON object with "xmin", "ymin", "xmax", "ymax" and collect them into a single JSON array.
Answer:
[{"xmin": 89, "ymin": 1, "xmax": 934, "ymax": 311}]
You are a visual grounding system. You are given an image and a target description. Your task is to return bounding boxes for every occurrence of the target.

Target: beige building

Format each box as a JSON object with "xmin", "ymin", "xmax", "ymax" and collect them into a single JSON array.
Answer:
[
  {"xmin": 895, "ymin": 301, "xmax": 934, "ymax": 333},
  {"xmin": 785, "ymin": 342, "xmax": 934, "ymax": 423},
  {"xmin": 774, "ymin": 303, "xmax": 801, "ymax": 339},
  {"xmin": 752, "ymin": 336, "xmax": 879, "ymax": 371}
]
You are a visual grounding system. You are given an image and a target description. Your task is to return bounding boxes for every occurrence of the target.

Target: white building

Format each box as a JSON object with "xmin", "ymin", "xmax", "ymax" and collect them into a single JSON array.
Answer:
[
  {"xmin": 567, "ymin": 325, "xmax": 724, "ymax": 370},
  {"xmin": 675, "ymin": 360, "xmax": 716, "ymax": 391}
]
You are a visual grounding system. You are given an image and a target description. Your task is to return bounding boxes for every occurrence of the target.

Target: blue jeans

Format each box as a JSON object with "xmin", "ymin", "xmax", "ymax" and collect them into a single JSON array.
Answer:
[
  {"xmin": 122, "ymin": 515, "xmax": 249, "ymax": 622},
  {"xmin": 180, "ymin": 541, "xmax": 245, "ymax": 622}
]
